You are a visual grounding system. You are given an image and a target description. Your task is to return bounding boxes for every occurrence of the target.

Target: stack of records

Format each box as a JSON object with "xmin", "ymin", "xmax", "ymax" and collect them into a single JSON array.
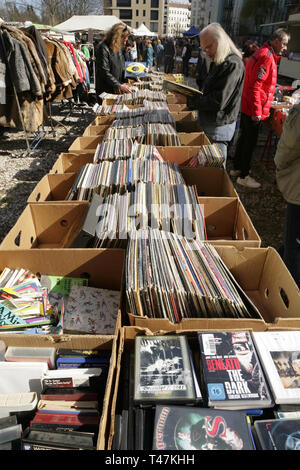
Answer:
[
  {"xmin": 182, "ymin": 144, "xmax": 225, "ymax": 168},
  {"xmin": 111, "ymin": 109, "xmax": 176, "ymax": 127},
  {"xmin": 67, "ymin": 159, "xmax": 185, "ymax": 201},
  {"xmin": 116, "ymin": 90, "xmax": 167, "ymax": 106},
  {"xmin": 198, "ymin": 331, "xmax": 273, "ymax": 410},
  {"xmin": 126, "ymin": 228, "xmax": 260, "ymax": 323},
  {"xmin": 91, "ymin": 183, "xmax": 205, "ymax": 248},
  {"xmin": 102, "ymin": 122, "xmax": 181, "ymax": 147}
]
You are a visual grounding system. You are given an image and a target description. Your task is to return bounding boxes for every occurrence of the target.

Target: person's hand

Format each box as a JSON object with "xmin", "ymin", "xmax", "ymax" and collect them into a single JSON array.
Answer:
[
  {"xmin": 120, "ymin": 84, "xmax": 132, "ymax": 94},
  {"xmin": 251, "ymin": 115, "xmax": 261, "ymax": 122}
]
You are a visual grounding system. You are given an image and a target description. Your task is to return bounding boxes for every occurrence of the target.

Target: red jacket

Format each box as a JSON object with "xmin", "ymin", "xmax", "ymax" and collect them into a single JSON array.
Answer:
[{"xmin": 241, "ymin": 42, "xmax": 280, "ymax": 120}]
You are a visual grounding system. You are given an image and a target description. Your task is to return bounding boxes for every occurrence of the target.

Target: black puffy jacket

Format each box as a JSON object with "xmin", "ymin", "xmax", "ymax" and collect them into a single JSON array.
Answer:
[
  {"xmin": 187, "ymin": 53, "xmax": 244, "ymax": 126},
  {"xmin": 95, "ymin": 41, "xmax": 125, "ymax": 99}
]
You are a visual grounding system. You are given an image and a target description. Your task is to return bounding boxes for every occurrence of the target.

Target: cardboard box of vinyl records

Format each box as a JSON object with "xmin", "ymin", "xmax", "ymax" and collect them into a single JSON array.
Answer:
[
  {"xmin": 68, "ymin": 132, "xmax": 210, "ymax": 154},
  {"xmin": 0, "ymin": 248, "xmax": 125, "ymax": 449},
  {"xmin": 50, "ymin": 153, "xmax": 94, "ymax": 174},
  {"xmin": 126, "ymin": 245, "xmax": 300, "ymax": 332},
  {"xmin": 0, "ymin": 202, "xmax": 90, "ymax": 249},
  {"xmin": 27, "ymin": 173, "xmax": 78, "ymax": 203},
  {"xmin": 199, "ymin": 197, "xmax": 261, "ymax": 248}
]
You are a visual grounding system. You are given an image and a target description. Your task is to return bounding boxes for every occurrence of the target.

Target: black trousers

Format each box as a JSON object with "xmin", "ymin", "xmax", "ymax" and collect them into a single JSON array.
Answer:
[
  {"xmin": 182, "ymin": 59, "xmax": 189, "ymax": 76},
  {"xmin": 164, "ymin": 55, "xmax": 174, "ymax": 74},
  {"xmin": 233, "ymin": 112, "xmax": 260, "ymax": 178}
]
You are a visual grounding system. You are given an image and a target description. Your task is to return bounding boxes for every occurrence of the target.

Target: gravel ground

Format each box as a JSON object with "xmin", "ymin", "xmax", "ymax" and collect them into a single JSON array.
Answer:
[{"xmin": 0, "ymin": 96, "xmax": 286, "ymax": 252}]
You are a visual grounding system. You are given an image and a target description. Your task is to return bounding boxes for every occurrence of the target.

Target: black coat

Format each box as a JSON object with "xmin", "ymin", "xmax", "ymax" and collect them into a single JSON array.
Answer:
[
  {"xmin": 188, "ymin": 53, "xmax": 244, "ymax": 126},
  {"xmin": 95, "ymin": 41, "xmax": 125, "ymax": 97}
]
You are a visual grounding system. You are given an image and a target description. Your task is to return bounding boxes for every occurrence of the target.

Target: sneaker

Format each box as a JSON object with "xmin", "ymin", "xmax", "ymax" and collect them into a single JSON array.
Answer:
[
  {"xmin": 237, "ymin": 175, "xmax": 261, "ymax": 189},
  {"xmin": 229, "ymin": 169, "xmax": 241, "ymax": 177}
]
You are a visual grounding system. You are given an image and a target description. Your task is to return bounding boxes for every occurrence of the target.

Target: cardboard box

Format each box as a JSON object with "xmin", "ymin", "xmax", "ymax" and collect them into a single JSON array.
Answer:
[
  {"xmin": 168, "ymin": 104, "xmax": 189, "ymax": 112},
  {"xmin": 82, "ymin": 125, "xmax": 110, "ymax": 137},
  {"xmin": 0, "ymin": 332, "xmax": 117, "ymax": 450},
  {"xmin": 0, "ymin": 248, "xmax": 125, "ymax": 449},
  {"xmin": 50, "ymin": 153, "xmax": 94, "ymax": 174},
  {"xmin": 27, "ymin": 173, "xmax": 77, "ymax": 203},
  {"xmin": 109, "ymin": 325, "xmax": 263, "ymax": 449},
  {"xmin": 68, "ymin": 133, "xmax": 210, "ymax": 154},
  {"xmin": 181, "ymin": 167, "xmax": 238, "ymax": 198},
  {"xmin": 126, "ymin": 246, "xmax": 300, "ymax": 331},
  {"xmin": 199, "ymin": 197, "xmax": 261, "ymax": 248},
  {"xmin": 0, "ymin": 202, "xmax": 90, "ymax": 249},
  {"xmin": 68, "ymin": 136, "xmax": 103, "ymax": 154}
]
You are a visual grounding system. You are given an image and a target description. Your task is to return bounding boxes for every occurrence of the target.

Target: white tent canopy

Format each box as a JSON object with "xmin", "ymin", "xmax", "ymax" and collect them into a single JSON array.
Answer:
[
  {"xmin": 132, "ymin": 23, "xmax": 158, "ymax": 37},
  {"xmin": 54, "ymin": 15, "xmax": 125, "ymax": 32}
]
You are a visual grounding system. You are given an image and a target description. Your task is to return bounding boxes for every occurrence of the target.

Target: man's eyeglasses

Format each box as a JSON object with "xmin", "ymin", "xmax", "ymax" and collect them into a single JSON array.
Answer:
[{"xmin": 202, "ymin": 43, "xmax": 214, "ymax": 52}]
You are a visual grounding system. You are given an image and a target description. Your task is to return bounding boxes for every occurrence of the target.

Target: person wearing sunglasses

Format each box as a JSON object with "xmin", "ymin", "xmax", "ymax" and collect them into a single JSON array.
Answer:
[{"xmin": 95, "ymin": 23, "xmax": 131, "ymax": 103}]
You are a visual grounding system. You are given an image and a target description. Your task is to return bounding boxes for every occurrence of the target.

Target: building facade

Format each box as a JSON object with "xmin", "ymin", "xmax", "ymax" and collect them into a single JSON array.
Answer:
[
  {"xmin": 103, "ymin": 0, "xmax": 164, "ymax": 34},
  {"xmin": 165, "ymin": 0, "xmax": 191, "ymax": 36},
  {"xmin": 103, "ymin": 0, "xmax": 191, "ymax": 36},
  {"xmin": 190, "ymin": 0, "xmax": 222, "ymax": 30}
]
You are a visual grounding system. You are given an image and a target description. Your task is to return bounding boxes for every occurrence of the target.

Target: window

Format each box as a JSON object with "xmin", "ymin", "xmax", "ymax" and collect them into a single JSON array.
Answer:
[
  {"xmin": 151, "ymin": 0, "xmax": 159, "ymax": 7},
  {"xmin": 150, "ymin": 22, "xmax": 158, "ymax": 33},
  {"xmin": 143, "ymin": 9, "xmax": 146, "ymax": 15},
  {"xmin": 117, "ymin": 0, "xmax": 131, "ymax": 6},
  {"xmin": 120, "ymin": 9, "xmax": 132, "ymax": 19},
  {"xmin": 150, "ymin": 10, "xmax": 158, "ymax": 20},
  {"xmin": 136, "ymin": 9, "xmax": 139, "ymax": 15}
]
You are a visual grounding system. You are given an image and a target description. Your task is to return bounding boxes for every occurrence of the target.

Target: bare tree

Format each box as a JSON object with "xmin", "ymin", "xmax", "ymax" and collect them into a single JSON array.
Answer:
[{"xmin": 40, "ymin": 0, "xmax": 97, "ymax": 25}]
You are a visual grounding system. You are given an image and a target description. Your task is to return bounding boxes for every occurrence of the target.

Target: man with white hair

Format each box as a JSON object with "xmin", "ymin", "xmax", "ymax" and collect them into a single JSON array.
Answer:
[{"xmin": 178, "ymin": 23, "xmax": 244, "ymax": 166}]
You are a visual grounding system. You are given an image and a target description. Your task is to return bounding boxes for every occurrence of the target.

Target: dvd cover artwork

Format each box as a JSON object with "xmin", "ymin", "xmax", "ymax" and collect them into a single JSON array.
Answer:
[
  {"xmin": 134, "ymin": 336, "xmax": 197, "ymax": 404},
  {"xmin": 198, "ymin": 331, "xmax": 272, "ymax": 408},
  {"xmin": 153, "ymin": 406, "xmax": 254, "ymax": 450},
  {"xmin": 254, "ymin": 419, "xmax": 300, "ymax": 450}
]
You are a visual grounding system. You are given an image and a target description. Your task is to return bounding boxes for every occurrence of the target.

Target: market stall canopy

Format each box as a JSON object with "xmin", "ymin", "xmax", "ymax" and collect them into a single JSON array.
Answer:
[
  {"xmin": 54, "ymin": 15, "xmax": 125, "ymax": 32},
  {"xmin": 132, "ymin": 23, "xmax": 158, "ymax": 37},
  {"xmin": 183, "ymin": 26, "xmax": 200, "ymax": 37}
]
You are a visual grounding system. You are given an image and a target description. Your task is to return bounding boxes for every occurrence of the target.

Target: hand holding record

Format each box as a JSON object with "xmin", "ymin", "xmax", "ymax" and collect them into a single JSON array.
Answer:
[{"xmin": 120, "ymin": 84, "xmax": 131, "ymax": 94}]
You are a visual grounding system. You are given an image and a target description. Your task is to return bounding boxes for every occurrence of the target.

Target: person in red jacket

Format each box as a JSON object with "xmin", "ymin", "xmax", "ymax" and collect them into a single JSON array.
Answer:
[{"xmin": 231, "ymin": 28, "xmax": 290, "ymax": 188}]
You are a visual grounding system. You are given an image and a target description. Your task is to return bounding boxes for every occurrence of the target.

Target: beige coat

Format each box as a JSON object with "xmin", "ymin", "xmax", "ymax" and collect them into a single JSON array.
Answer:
[{"xmin": 274, "ymin": 103, "xmax": 300, "ymax": 205}]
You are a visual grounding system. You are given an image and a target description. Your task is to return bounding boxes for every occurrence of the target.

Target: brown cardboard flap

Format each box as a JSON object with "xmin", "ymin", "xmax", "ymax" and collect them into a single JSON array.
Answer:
[
  {"xmin": 0, "ymin": 203, "xmax": 90, "ymax": 249},
  {"xmin": 83, "ymin": 125, "xmax": 110, "ymax": 137},
  {"xmin": 168, "ymin": 104, "xmax": 189, "ymax": 112},
  {"xmin": 50, "ymin": 153, "xmax": 94, "ymax": 174},
  {"xmin": 68, "ymin": 136, "xmax": 103, "ymax": 153},
  {"xmin": 0, "ymin": 248, "xmax": 125, "ymax": 290},
  {"xmin": 179, "ymin": 132, "xmax": 211, "ymax": 146},
  {"xmin": 27, "ymin": 173, "xmax": 77, "ymax": 203},
  {"xmin": 127, "ymin": 313, "xmax": 266, "ymax": 332},
  {"xmin": 215, "ymin": 246, "xmax": 300, "ymax": 324},
  {"xmin": 92, "ymin": 116, "xmax": 115, "ymax": 126},
  {"xmin": 199, "ymin": 197, "xmax": 261, "ymax": 247},
  {"xmin": 181, "ymin": 167, "xmax": 238, "ymax": 197}
]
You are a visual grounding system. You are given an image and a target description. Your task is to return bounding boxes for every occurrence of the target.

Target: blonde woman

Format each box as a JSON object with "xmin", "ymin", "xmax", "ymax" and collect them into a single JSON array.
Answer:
[{"xmin": 95, "ymin": 23, "xmax": 131, "ymax": 103}]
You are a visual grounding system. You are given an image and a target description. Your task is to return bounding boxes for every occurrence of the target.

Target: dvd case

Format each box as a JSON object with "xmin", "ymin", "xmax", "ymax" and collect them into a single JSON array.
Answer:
[
  {"xmin": 152, "ymin": 405, "xmax": 254, "ymax": 450},
  {"xmin": 198, "ymin": 331, "xmax": 273, "ymax": 409},
  {"xmin": 134, "ymin": 335, "xmax": 201, "ymax": 405}
]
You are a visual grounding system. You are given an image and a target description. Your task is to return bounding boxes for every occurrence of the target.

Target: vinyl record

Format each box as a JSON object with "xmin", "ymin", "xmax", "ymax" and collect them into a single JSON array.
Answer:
[{"xmin": 126, "ymin": 62, "xmax": 146, "ymax": 75}]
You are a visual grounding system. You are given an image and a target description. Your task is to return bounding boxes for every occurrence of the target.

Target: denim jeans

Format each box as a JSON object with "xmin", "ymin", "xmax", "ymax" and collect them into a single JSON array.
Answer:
[{"xmin": 283, "ymin": 203, "xmax": 300, "ymax": 288}]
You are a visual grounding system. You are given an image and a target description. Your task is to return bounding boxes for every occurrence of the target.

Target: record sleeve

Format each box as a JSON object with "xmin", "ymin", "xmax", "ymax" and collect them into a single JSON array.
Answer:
[
  {"xmin": 198, "ymin": 331, "xmax": 273, "ymax": 409},
  {"xmin": 125, "ymin": 61, "xmax": 147, "ymax": 78},
  {"xmin": 252, "ymin": 331, "xmax": 300, "ymax": 404},
  {"xmin": 134, "ymin": 335, "xmax": 200, "ymax": 405},
  {"xmin": 152, "ymin": 405, "xmax": 254, "ymax": 450},
  {"xmin": 163, "ymin": 79, "xmax": 203, "ymax": 97}
]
